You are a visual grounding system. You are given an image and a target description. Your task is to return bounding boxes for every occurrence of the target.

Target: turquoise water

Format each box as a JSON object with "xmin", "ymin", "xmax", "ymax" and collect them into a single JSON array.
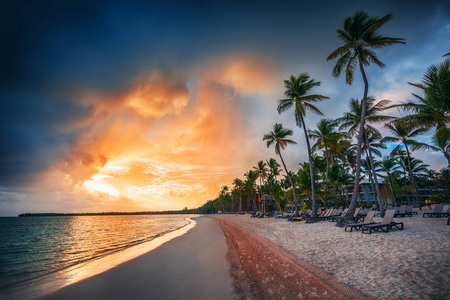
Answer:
[{"xmin": 0, "ymin": 215, "xmax": 193, "ymax": 298}]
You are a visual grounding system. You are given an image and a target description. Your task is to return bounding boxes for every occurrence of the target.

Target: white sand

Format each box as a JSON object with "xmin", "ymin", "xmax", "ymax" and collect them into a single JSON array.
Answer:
[{"xmin": 215, "ymin": 208, "xmax": 450, "ymax": 300}]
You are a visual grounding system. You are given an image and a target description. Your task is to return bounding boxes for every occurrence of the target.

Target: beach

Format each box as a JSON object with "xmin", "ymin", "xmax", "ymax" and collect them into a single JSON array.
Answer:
[
  {"xmin": 30, "ymin": 209, "xmax": 449, "ymax": 300},
  {"xmin": 214, "ymin": 207, "xmax": 450, "ymax": 299}
]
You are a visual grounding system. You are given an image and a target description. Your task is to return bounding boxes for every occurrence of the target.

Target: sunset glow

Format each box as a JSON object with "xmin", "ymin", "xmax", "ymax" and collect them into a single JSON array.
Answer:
[{"xmin": 1, "ymin": 1, "xmax": 448, "ymax": 216}]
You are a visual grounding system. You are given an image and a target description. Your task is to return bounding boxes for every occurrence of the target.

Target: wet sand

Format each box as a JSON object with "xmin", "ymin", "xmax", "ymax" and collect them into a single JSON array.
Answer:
[{"xmin": 39, "ymin": 217, "xmax": 233, "ymax": 300}]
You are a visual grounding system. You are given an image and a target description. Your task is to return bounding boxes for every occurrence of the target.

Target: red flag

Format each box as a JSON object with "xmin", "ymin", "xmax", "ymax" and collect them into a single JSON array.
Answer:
[{"xmin": 258, "ymin": 195, "xmax": 261, "ymax": 202}]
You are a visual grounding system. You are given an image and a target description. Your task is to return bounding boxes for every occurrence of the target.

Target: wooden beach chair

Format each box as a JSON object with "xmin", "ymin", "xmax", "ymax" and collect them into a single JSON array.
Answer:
[
  {"xmin": 361, "ymin": 210, "xmax": 404, "ymax": 234},
  {"xmin": 423, "ymin": 204, "xmax": 444, "ymax": 218}
]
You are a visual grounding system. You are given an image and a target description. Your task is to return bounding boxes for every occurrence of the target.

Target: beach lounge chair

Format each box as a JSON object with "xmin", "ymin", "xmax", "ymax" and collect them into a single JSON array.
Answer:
[
  {"xmin": 251, "ymin": 211, "xmax": 262, "ymax": 218},
  {"xmin": 406, "ymin": 205, "xmax": 417, "ymax": 215},
  {"xmin": 361, "ymin": 210, "xmax": 404, "ymax": 234},
  {"xmin": 318, "ymin": 208, "xmax": 334, "ymax": 221},
  {"xmin": 327, "ymin": 208, "xmax": 348, "ymax": 222},
  {"xmin": 321, "ymin": 208, "xmax": 342, "ymax": 221},
  {"xmin": 395, "ymin": 205, "xmax": 412, "ymax": 217},
  {"xmin": 329, "ymin": 208, "xmax": 360, "ymax": 223},
  {"xmin": 345, "ymin": 211, "xmax": 376, "ymax": 232},
  {"xmin": 423, "ymin": 204, "xmax": 444, "ymax": 218},
  {"xmin": 442, "ymin": 205, "xmax": 450, "ymax": 217}
]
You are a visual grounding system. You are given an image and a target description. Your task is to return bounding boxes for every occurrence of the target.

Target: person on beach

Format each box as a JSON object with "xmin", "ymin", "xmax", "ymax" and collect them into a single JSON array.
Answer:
[{"xmin": 425, "ymin": 199, "xmax": 432, "ymax": 209}]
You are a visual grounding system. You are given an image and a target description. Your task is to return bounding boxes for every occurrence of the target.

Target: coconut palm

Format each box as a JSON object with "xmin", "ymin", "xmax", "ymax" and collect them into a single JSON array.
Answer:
[
  {"xmin": 297, "ymin": 162, "xmax": 330, "ymax": 209},
  {"xmin": 377, "ymin": 156, "xmax": 402, "ymax": 206},
  {"xmin": 263, "ymin": 123, "xmax": 300, "ymax": 216},
  {"xmin": 266, "ymin": 158, "xmax": 282, "ymax": 196},
  {"xmin": 267, "ymin": 158, "xmax": 282, "ymax": 181},
  {"xmin": 277, "ymin": 74, "xmax": 329, "ymax": 218},
  {"xmin": 413, "ymin": 126, "xmax": 450, "ymax": 167},
  {"xmin": 253, "ymin": 160, "xmax": 269, "ymax": 216},
  {"xmin": 244, "ymin": 170, "xmax": 258, "ymax": 212},
  {"xmin": 327, "ymin": 10, "xmax": 404, "ymax": 224},
  {"xmin": 337, "ymin": 97, "xmax": 393, "ymax": 216},
  {"xmin": 233, "ymin": 178, "xmax": 244, "ymax": 214},
  {"xmin": 394, "ymin": 59, "xmax": 450, "ymax": 130},
  {"xmin": 384, "ymin": 121, "xmax": 428, "ymax": 203},
  {"xmin": 328, "ymin": 163, "xmax": 353, "ymax": 205},
  {"xmin": 308, "ymin": 119, "xmax": 347, "ymax": 193}
]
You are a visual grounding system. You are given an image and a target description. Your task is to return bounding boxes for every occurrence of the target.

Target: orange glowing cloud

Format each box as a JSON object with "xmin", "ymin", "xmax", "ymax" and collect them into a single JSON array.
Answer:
[
  {"xmin": 126, "ymin": 72, "xmax": 190, "ymax": 118},
  {"xmin": 207, "ymin": 55, "xmax": 280, "ymax": 94},
  {"xmin": 33, "ymin": 56, "xmax": 278, "ymax": 212}
]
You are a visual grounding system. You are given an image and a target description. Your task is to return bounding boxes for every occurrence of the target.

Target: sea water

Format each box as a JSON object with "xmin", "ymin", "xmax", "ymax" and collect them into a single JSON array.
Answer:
[{"xmin": 0, "ymin": 215, "xmax": 195, "ymax": 299}]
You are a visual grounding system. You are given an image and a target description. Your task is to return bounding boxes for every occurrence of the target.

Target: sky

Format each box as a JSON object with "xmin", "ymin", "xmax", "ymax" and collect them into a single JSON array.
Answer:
[{"xmin": 1, "ymin": 0, "xmax": 449, "ymax": 216}]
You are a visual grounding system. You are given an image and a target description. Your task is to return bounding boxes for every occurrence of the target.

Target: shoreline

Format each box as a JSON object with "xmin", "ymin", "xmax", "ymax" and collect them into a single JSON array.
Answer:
[
  {"xmin": 37, "ymin": 217, "xmax": 233, "ymax": 300},
  {"xmin": 2, "ymin": 216, "xmax": 197, "ymax": 300}
]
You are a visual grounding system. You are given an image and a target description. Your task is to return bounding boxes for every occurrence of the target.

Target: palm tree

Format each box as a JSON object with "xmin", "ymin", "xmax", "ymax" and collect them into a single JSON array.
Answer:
[
  {"xmin": 394, "ymin": 59, "xmax": 449, "ymax": 130},
  {"xmin": 377, "ymin": 156, "xmax": 402, "ymax": 206},
  {"xmin": 253, "ymin": 160, "xmax": 269, "ymax": 216},
  {"xmin": 412, "ymin": 127, "xmax": 450, "ymax": 167},
  {"xmin": 266, "ymin": 158, "xmax": 282, "ymax": 196},
  {"xmin": 384, "ymin": 121, "xmax": 427, "ymax": 203},
  {"xmin": 308, "ymin": 119, "xmax": 346, "ymax": 193},
  {"xmin": 267, "ymin": 158, "xmax": 282, "ymax": 181},
  {"xmin": 328, "ymin": 163, "xmax": 353, "ymax": 205},
  {"xmin": 233, "ymin": 178, "xmax": 244, "ymax": 214},
  {"xmin": 297, "ymin": 161, "xmax": 330, "ymax": 208},
  {"xmin": 263, "ymin": 123, "xmax": 300, "ymax": 216},
  {"xmin": 277, "ymin": 74, "xmax": 329, "ymax": 218},
  {"xmin": 337, "ymin": 97, "xmax": 393, "ymax": 216},
  {"xmin": 218, "ymin": 185, "xmax": 229, "ymax": 212},
  {"xmin": 244, "ymin": 170, "xmax": 258, "ymax": 212},
  {"xmin": 327, "ymin": 10, "xmax": 404, "ymax": 224}
]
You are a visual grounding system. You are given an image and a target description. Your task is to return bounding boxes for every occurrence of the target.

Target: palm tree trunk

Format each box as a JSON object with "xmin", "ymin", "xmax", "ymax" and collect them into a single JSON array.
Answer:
[
  {"xmin": 404, "ymin": 142, "xmax": 421, "ymax": 203},
  {"xmin": 445, "ymin": 152, "xmax": 450, "ymax": 168},
  {"xmin": 364, "ymin": 148, "xmax": 377, "ymax": 202},
  {"xmin": 239, "ymin": 194, "xmax": 242, "ymax": 214},
  {"xmin": 259, "ymin": 176, "xmax": 264, "ymax": 218},
  {"xmin": 300, "ymin": 115, "xmax": 318, "ymax": 218},
  {"xmin": 324, "ymin": 144, "xmax": 330, "ymax": 192},
  {"xmin": 364, "ymin": 133, "xmax": 385, "ymax": 216},
  {"xmin": 345, "ymin": 186, "xmax": 349, "ymax": 203},
  {"xmin": 387, "ymin": 172, "xmax": 398, "ymax": 207},
  {"xmin": 278, "ymin": 151, "xmax": 299, "ymax": 216},
  {"xmin": 340, "ymin": 53, "xmax": 368, "ymax": 226}
]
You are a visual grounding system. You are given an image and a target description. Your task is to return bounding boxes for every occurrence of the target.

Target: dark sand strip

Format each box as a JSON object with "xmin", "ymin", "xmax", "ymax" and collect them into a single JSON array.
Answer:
[
  {"xmin": 39, "ymin": 217, "xmax": 233, "ymax": 300},
  {"xmin": 218, "ymin": 217, "xmax": 372, "ymax": 300}
]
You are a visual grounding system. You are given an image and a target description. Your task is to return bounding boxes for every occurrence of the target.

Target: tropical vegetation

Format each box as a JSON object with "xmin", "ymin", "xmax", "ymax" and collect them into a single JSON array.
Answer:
[{"xmin": 196, "ymin": 11, "xmax": 449, "ymax": 220}]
